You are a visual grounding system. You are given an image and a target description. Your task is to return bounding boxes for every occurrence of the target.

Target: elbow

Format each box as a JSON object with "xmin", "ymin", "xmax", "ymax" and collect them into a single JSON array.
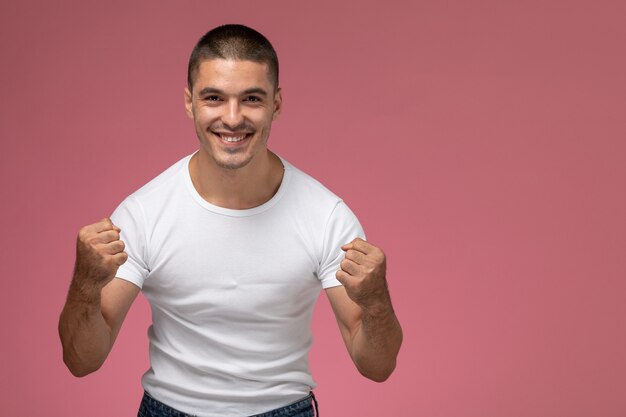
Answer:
[
  {"xmin": 59, "ymin": 330, "xmax": 107, "ymax": 377},
  {"xmin": 359, "ymin": 333, "xmax": 403, "ymax": 383},
  {"xmin": 62, "ymin": 349, "xmax": 104, "ymax": 378},
  {"xmin": 358, "ymin": 359, "xmax": 397, "ymax": 383},
  {"xmin": 67, "ymin": 367, "xmax": 93, "ymax": 378},
  {"xmin": 64, "ymin": 356, "xmax": 102, "ymax": 378}
]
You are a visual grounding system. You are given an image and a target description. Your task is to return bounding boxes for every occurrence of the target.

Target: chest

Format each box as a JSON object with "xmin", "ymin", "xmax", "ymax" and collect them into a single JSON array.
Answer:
[{"xmin": 141, "ymin": 210, "xmax": 322, "ymax": 321}]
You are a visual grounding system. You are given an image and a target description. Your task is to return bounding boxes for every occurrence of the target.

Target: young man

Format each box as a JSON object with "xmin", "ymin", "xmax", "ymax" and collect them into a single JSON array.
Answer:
[{"xmin": 59, "ymin": 24, "xmax": 402, "ymax": 417}]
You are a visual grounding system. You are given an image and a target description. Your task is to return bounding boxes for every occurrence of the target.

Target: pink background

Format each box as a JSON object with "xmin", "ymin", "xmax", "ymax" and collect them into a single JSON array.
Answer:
[{"xmin": 1, "ymin": 1, "xmax": 625, "ymax": 416}]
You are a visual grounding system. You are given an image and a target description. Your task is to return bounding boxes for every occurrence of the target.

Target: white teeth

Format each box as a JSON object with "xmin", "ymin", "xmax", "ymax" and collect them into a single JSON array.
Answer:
[{"xmin": 220, "ymin": 134, "xmax": 246, "ymax": 142}]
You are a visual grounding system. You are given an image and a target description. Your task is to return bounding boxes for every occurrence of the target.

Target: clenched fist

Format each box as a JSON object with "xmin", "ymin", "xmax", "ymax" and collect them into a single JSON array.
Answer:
[
  {"xmin": 74, "ymin": 218, "xmax": 128, "ymax": 289},
  {"xmin": 335, "ymin": 238, "xmax": 390, "ymax": 309}
]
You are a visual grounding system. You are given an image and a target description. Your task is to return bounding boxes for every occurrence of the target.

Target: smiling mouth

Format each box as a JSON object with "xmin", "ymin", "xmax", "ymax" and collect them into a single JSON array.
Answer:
[{"xmin": 213, "ymin": 132, "xmax": 253, "ymax": 143}]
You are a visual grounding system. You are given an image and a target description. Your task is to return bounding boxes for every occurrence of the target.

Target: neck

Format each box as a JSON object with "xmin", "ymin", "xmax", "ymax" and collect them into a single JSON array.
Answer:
[{"xmin": 189, "ymin": 149, "xmax": 284, "ymax": 210}]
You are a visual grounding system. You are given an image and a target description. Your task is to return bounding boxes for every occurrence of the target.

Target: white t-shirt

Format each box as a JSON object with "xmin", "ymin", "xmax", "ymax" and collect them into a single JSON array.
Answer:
[{"xmin": 111, "ymin": 153, "xmax": 364, "ymax": 416}]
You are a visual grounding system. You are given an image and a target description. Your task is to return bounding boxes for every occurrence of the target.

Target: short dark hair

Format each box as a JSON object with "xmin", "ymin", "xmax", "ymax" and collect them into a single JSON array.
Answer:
[{"xmin": 187, "ymin": 24, "xmax": 279, "ymax": 91}]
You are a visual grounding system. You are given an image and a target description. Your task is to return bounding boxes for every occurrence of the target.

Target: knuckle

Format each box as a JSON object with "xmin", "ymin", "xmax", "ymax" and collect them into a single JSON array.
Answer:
[
  {"xmin": 118, "ymin": 252, "xmax": 129, "ymax": 265},
  {"xmin": 85, "ymin": 235, "xmax": 99, "ymax": 247},
  {"xmin": 104, "ymin": 255, "xmax": 118, "ymax": 268},
  {"xmin": 77, "ymin": 226, "xmax": 89, "ymax": 240},
  {"xmin": 92, "ymin": 249, "xmax": 105, "ymax": 261}
]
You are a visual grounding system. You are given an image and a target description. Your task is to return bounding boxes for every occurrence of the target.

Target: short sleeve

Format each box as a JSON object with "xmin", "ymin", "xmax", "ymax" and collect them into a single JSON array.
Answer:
[
  {"xmin": 110, "ymin": 197, "xmax": 149, "ymax": 288},
  {"xmin": 318, "ymin": 201, "xmax": 366, "ymax": 288}
]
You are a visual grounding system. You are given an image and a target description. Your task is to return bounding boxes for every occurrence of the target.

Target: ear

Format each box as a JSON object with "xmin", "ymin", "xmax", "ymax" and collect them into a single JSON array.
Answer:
[
  {"xmin": 184, "ymin": 87, "xmax": 194, "ymax": 119},
  {"xmin": 272, "ymin": 88, "xmax": 282, "ymax": 120}
]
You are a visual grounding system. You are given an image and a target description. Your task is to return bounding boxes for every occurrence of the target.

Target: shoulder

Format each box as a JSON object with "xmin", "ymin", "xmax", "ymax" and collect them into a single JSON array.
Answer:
[
  {"xmin": 281, "ymin": 157, "xmax": 343, "ymax": 207},
  {"xmin": 126, "ymin": 154, "xmax": 191, "ymax": 201},
  {"xmin": 278, "ymin": 157, "xmax": 363, "ymax": 227},
  {"xmin": 111, "ymin": 153, "xmax": 192, "ymax": 222}
]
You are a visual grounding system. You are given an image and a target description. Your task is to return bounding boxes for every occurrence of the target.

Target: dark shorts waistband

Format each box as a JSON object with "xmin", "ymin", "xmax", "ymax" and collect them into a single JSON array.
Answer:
[{"xmin": 138, "ymin": 391, "xmax": 317, "ymax": 417}]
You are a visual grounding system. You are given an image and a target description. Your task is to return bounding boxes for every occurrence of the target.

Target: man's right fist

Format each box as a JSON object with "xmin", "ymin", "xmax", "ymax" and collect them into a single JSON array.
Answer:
[{"xmin": 74, "ymin": 218, "xmax": 128, "ymax": 288}]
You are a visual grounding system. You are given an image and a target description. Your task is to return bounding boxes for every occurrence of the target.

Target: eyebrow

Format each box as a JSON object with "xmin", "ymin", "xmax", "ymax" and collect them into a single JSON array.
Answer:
[{"xmin": 197, "ymin": 87, "xmax": 269, "ymax": 97}]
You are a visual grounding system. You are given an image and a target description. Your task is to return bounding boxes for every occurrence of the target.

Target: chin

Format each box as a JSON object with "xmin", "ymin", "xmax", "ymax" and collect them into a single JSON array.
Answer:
[{"xmin": 213, "ymin": 154, "xmax": 255, "ymax": 170}]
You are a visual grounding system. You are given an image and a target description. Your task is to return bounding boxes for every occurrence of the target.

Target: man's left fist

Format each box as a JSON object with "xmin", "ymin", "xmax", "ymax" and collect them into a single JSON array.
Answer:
[{"xmin": 336, "ymin": 238, "xmax": 389, "ymax": 309}]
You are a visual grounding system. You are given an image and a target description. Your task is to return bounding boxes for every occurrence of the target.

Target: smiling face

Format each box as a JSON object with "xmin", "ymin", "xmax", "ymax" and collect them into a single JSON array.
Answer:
[{"xmin": 184, "ymin": 59, "xmax": 282, "ymax": 171}]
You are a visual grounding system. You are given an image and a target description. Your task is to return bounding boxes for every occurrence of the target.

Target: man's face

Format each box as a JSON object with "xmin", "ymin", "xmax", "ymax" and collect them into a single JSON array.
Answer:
[{"xmin": 184, "ymin": 59, "xmax": 282, "ymax": 170}]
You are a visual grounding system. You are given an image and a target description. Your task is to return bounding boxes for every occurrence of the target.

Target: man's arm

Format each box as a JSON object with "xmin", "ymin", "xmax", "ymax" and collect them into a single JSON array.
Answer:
[
  {"xmin": 58, "ymin": 218, "xmax": 139, "ymax": 377},
  {"xmin": 326, "ymin": 238, "xmax": 403, "ymax": 382}
]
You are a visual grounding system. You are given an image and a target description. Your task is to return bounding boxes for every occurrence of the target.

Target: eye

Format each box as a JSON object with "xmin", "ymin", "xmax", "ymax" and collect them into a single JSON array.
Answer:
[
  {"xmin": 203, "ymin": 95, "xmax": 221, "ymax": 102},
  {"xmin": 245, "ymin": 96, "xmax": 262, "ymax": 102}
]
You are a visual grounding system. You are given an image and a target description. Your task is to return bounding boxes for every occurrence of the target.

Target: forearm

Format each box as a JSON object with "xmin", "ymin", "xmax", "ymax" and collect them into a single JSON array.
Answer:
[
  {"xmin": 58, "ymin": 277, "xmax": 113, "ymax": 377},
  {"xmin": 350, "ymin": 299, "xmax": 403, "ymax": 382}
]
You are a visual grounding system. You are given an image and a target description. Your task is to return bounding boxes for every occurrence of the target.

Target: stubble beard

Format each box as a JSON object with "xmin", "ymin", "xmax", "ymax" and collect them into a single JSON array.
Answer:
[
  {"xmin": 203, "ymin": 129, "xmax": 271, "ymax": 171},
  {"xmin": 213, "ymin": 147, "xmax": 254, "ymax": 170}
]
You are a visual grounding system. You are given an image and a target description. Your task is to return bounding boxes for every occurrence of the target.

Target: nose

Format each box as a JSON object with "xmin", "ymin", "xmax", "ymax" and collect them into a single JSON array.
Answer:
[{"xmin": 221, "ymin": 98, "xmax": 244, "ymax": 129}]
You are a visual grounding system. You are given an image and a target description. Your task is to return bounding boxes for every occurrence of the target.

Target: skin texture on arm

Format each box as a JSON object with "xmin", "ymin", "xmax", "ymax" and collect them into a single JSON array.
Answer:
[
  {"xmin": 58, "ymin": 218, "xmax": 139, "ymax": 377},
  {"xmin": 326, "ymin": 238, "xmax": 403, "ymax": 382}
]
